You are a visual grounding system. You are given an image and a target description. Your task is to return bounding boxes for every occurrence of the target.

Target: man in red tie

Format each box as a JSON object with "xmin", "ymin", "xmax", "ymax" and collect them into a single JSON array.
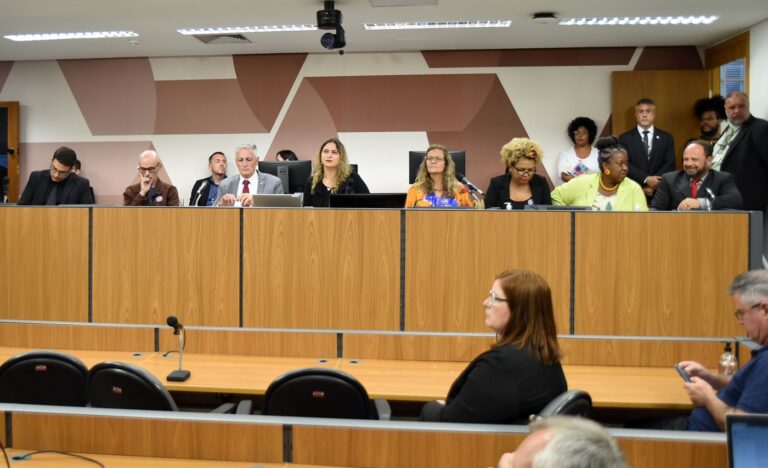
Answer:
[
  {"xmin": 649, "ymin": 140, "xmax": 742, "ymax": 211},
  {"xmin": 214, "ymin": 144, "xmax": 284, "ymax": 207}
]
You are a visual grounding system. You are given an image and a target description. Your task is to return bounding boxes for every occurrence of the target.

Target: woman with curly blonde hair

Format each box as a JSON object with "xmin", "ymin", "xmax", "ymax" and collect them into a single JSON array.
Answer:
[
  {"xmin": 405, "ymin": 144, "xmax": 472, "ymax": 208},
  {"xmin": 485, "ymin": 138, "xmax": 552, "ymax": 209},
  {"xmin": 303, "ymin": 138, "xmax": 369, "ymax": 207}
]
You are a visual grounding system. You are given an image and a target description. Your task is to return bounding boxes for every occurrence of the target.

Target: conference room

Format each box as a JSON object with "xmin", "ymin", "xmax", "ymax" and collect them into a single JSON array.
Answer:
[{"xmin": 1, "ymin": 1, "xmax": 768, "ymax": 467}]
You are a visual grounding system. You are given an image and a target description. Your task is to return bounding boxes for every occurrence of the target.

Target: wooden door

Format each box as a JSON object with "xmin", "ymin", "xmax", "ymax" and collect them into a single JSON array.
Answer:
[{"xmin": 0, "ymin": 101, "xmax": 19, "ymax": 202}]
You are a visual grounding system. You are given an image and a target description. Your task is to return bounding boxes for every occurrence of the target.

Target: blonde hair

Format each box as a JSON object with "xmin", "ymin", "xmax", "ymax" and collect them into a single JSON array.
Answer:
[
  {"xmin": 310, "ymin": 138, "xmax": 352, "ymax": 192},
  {"xmin": 500, "ymin": 138, "xmax": 543, "ymax": 169},
  {"xmin": 413, "ymin": 144, "xmax": 462, "ymax": 195}
]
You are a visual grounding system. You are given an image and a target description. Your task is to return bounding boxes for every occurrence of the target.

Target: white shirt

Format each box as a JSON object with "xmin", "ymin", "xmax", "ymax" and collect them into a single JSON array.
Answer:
[
  {"xmin": 557, "ymin": 147, "xmax": 599, "ymax": 184},
  {"xmin": 637, "ymin": 125, "xmax": 655, "ymax": 153},
  {"xmin": 237, "ymin": 173, "xmax": 258, "ymax": 197}
]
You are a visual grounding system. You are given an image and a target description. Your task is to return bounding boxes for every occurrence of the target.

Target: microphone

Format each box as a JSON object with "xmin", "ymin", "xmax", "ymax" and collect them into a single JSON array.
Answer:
[
  {"xmin": 457, "ymin": 173, "xmax": 484, "ymax": 196},
  {"xmin": 165, "ymin": 315, "xmax": 191, "ymax": 382},
  {"xmin": 192, "ymin": 181, "xmax": 208, "ymax": 206},
  {"xmin": 705, "ymin": 187, "xmax": 716, "ymax": 211}
]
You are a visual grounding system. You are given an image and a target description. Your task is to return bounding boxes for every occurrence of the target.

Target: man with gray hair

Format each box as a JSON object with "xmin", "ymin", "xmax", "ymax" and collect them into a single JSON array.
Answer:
[
  {"xmin": 679, "ymin": 270, "xmax": 768, "ymax": 431},
  {"xmin": 496, "ymin": 416, "xmax": 626, "ymax": 468},
  {"xmin": 123, "ymin": 150, "xmax": 179, "ymax": 206},
  {"xmin": 214, "ymin": 144, "xmax": 283, "ymax": 207}
]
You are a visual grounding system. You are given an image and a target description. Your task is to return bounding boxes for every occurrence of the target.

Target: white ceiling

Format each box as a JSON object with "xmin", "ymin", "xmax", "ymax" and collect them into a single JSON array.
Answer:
[{"xmin": 0, "ymin": 0, "xmax": 767, "ymax": 61}]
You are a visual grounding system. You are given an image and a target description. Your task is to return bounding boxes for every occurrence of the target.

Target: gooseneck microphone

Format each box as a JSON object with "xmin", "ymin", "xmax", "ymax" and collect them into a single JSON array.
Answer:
[
  {"xmin": 456, "ymin": 173, "xmax": 484, "ymax": 196},
  {"xmin": 166, "ymin": 315, "xmax": 191, "ymax": 382},
  {"xmin": 192, "ymin": 181, "xmax": 208, "ymax": 206}
]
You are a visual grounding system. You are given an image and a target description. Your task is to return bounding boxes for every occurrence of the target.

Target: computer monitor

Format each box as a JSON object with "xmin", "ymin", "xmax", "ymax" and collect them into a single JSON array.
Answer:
[
  {"xmin": 727, "ymin": 414, "xmax": 768, "ymax": 467},
  {"xmin": 408, "ymin": 151, "xmax": 465, "ymax": 184},
  {"xmin": 259, "ymin": 160, "xmax": 312, "ymax": 194},
  {"xmin": 329, "ymin": 193, "xmax": 407, "ymax": 208}
]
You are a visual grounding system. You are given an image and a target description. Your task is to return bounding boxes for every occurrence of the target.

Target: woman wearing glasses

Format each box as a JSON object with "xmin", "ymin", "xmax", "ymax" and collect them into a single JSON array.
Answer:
[
  {"xmin": 405, "ymin": 144, "xmax": 473, "ymax": 208},
  {"xmin": 557, "ymin": 117, "xmax": 600, "ymax": 184},
  {"xmin": 551, "ymin": 136, "xmax": 648, "ymax": 211},
  {"xmin": 484, "ymin": 138, "xmax": 552, "ymax": 209},
  {"xmin": 419, "ymin": 269, "xmax": 567, "ymax": 423}
]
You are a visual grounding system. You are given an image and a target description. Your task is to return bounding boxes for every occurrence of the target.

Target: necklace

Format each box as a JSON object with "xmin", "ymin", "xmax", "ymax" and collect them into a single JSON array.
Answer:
[{"xmin": 598, "ymin": 176, "xmax": 619, "ymax": 192}]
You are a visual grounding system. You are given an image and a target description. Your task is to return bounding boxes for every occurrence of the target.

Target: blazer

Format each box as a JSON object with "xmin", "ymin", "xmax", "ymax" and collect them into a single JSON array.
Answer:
[
  {"xmin": 213, "ymin": 171, "xmax": 284, "ymax": 206},
  {"xmin": 303, "ymin": 172, "xmax": 370, "ymax": 207},
  {"xmin": 618, "ymin": 127, "xmax": 676, "ymax": 186},
  {"xmin": 123, "ymin": 179, "xmax": 179, "ymax": 206},
  {"xmin": 18, "ymin": 170, "xmax": 95, "ymax": 205},
  {"xmin": 190, "ymin": 175, "xmax": 226, "ymax": 206},
  {"xmin": 650, "ymin": 170, "xmax": 743, "ymax": 211},
  {"xmin": 719, "ymin": 115, "xmax": 768, "ymax": 211},
  {"xmin": 484, "ymin": 173, "xmax": 551, "ymax": 209},
  {"xmin": 550, "ymin": 173, "xmax": 648, "ymax": 211}
]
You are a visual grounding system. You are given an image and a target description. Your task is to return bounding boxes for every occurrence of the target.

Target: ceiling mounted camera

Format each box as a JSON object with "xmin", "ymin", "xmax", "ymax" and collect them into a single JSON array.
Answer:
[{"xmin": 317, "ymin": 0, "xmax": 345, "ymax": 53}]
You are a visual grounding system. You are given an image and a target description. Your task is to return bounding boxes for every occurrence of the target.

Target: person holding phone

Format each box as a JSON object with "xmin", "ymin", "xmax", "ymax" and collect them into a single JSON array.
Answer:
[{"xmin": 556, "ymin": 117, "xmax": 600, "ymax": 184}]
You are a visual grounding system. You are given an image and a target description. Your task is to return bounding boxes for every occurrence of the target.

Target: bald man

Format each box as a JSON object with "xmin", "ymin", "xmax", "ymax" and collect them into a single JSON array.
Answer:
[{"xmin": 123, "ymin": 150, "xmax": 179, "ymax": 206}]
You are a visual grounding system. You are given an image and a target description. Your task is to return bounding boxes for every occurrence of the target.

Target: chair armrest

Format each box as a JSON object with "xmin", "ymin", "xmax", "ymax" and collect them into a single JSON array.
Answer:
[
  {"xmin": 235, "ymin": 399, "xmax": 253, "ymax": 415},
  {"xmin": 373, "ymin": 398, "xmax": 391, "ymax": 420},
  {"xmin": 210, "ymin": 402, "xmax": 236, "ymax": 414}
]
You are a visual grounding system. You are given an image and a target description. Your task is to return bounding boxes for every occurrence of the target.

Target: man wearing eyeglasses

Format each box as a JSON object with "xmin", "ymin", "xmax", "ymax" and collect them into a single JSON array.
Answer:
[
  {"xmin": 676, "ymin": 270, "xmax": 768, "ymax": 431},
  {"xmin": 123, "ymin": 150, "xmax": 179, "ymax": 206},
  {"xmin": 18, "ymin": 146, "xmax": 94, "ymax": 205}
]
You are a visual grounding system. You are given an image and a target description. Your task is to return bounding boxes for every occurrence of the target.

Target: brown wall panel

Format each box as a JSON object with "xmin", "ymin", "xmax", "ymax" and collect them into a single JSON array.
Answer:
[
  {"xmin": 343, "ymin": 333, "xmax": 494, "ymax": 361},
  {"xmin": 619, "ymin": 438, "xmax": 726, "ymax": 468},
  {"xmin": 158, "ymin": 328, "xmax": 337, "ymax": 357},
  {"xmin": 404, "ymin": 211, "xmax": 571, "ymax": 333},
  {"xmin": 92, "ymin": 208, "xmax": 240, "ymax": 326},
  {"xmin": 244, "ymin": 209, "xmax": 400, "ymax": 330},
  {"xmin": 0, "ymin": 207, "xmax": 89, "ymax": 321},
  {"xmin": 574, "ymin": 212, "xmax": 748, "ymax": 336},
  {"xmin": 0, "ymin": 323, "xmax": 154, "ymax": 352},
  {"xmin": 560, "ymin": 337, "xmax": 728, "ymax": 367}
]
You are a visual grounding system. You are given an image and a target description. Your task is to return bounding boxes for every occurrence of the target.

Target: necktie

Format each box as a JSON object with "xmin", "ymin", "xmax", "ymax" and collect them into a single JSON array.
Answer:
[
  {"xmin": 242, "ymin": 179, "xmax": 250, "ymax": 194},
  {"xmin": 642, "ymin": 130, "xmax": 650, "ymax": 158},
  {"xmin": 690, "ymin": 177, "xmax": 700, "ymax": 198},
  {"xmin": 713, "ymin": 125, "xmax": 736, "ymax": 170}
]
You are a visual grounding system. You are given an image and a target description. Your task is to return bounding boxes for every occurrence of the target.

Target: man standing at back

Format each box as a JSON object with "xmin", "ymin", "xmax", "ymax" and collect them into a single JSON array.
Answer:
[
  {"xmin": 619, "ymin": 98, "xmax": 676, "ymax": 199},
  {"xmin": 214, "ymin": 144, "xmax": 283, "ymax": 207},
  {"xmin": 19, "ymin": 146, "xmax": 94, "ymax": 205}
]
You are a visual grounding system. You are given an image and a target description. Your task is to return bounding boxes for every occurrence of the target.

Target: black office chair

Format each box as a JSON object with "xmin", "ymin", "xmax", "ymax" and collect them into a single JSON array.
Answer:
[
  {"xmin": 0, "ymin": 350, "xmax": 88, "ymax": 406},
  {"xmin": 530, "ymin": 390, "xmax": 592, "ymax": 421},
  {"xmin": 262, "ymin": 368, "xmax": 391, "ymax": 420},
  {"xmin": 87, "ymin": 361, "xmax": 241, "ymax": 413}
]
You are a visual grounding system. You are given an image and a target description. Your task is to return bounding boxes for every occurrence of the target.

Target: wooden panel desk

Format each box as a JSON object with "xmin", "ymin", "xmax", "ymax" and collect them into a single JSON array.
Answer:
[{"xmin": 0, "ymin": 347, "xmax": 151, "ymax": 368}]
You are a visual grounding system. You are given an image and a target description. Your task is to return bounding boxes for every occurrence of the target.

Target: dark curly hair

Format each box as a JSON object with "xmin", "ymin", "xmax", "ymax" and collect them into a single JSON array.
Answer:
[
  {"xmin": 566, "ymin": 117, "xmax": 598, "ymax": 145},
  {"xmin": 693, "ymin": 95, "xmax": 726, "ymax": 120}
]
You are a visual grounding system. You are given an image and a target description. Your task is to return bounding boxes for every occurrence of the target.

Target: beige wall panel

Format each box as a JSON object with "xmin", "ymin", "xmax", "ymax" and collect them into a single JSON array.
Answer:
[
  {"xmin": 92, "ymin": 208, "xmax": 240, "ymax": 326},
  {"xmin": 405, "ymin": 211, "xmax": 571, "ymax": 333},
  {"xmin": 574, "ymin": 212, "xmax": 748, "ymax": 336},
  {"xmin": 158, "ymin": 328, "xmax": 337, "ymax": 357},
  {"xmin": 11, "ymin": 413, "xmax": 283, "ymax": 462},
  {"xmin": 0, "ymin": 323, "xmax": 154, "ymax": 351},
  {"xmin": 560, "ymin": 337, "xmax": 729, "ymax": 367},
  {"xmin": 0, "ymin": 207, "xmax": 89, "ymax": 321},
  {"xmin": 244, "ymin": 209, "xmax": 400, "ymax": 330},
  {"xmin": 343, "ymin": 333, "xmax": 494, "ymax": 361}
]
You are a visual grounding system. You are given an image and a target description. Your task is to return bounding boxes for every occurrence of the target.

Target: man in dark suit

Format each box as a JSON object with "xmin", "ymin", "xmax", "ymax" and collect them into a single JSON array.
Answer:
[
  {"xmin": 650, "ymin": 140, "xmax": 742, "ymax": 211},
  {"xmin": 18, "ymin": 146, "xmax": 94, "ymax": 205},
  {"xmin": 190, "ymin": 151, "xmax": 227, "ymax": 206},
  {"xmin": 618, "ymin": 98, "xmax": 676, "ymax": 199}
]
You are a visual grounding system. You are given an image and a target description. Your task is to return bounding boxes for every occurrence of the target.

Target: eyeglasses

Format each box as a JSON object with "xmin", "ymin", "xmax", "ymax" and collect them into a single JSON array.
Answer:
[
  {"xmin": 734, "ymin": 302, "xmax": 763, "ymax": 320},
  {"xmin": 137, "ymin": 165, "xmax": 159, "ymax": 174},
  {"xmin": 49, "ymin": 164, "xmax": 72, "ymax": 177},
  {"xmin": 573, "ymin": 130, "xmax": 589, "ymax": 136},
  {"xmin": 425, "ymin": 157, "xmax": 445, "ymax": 163},
  {"xmin": 513, "ymin": 166, "xmax": 536, "ymax": 175},
  {"xmin": 487, "ymin": 291, "xmax": 508, "ymax": 304}
]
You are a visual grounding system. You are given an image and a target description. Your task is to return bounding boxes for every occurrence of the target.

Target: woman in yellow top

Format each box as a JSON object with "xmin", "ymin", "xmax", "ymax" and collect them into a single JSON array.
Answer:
[
  {"xmin": 551, "ymin": 136, "xmax": 648, "ymax": 211},
  {"xmin": 405, "ymin": 144, "xmax": 473, "ymax": 208}
]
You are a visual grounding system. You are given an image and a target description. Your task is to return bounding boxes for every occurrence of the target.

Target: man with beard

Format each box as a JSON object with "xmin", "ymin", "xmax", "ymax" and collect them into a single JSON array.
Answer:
[{"xmin": 691, "ymin": 95, "xmax": 725, "ymax": 146}]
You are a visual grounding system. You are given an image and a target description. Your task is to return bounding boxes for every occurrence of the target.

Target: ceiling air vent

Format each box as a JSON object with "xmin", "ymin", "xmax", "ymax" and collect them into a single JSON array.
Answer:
[{"xmin": 192, "ymin": 34, "xmax": 251, "ymax": 44}]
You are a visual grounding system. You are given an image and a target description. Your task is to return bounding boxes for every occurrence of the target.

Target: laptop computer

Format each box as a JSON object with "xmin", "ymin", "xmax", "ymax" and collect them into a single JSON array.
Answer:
[
  {"xmin": 251, "ymin": 193, "xmax": 303, "ymax": 207},
  {"xmin": 727, "ymin": 413, "xmax": 768, "ymax": 467}
]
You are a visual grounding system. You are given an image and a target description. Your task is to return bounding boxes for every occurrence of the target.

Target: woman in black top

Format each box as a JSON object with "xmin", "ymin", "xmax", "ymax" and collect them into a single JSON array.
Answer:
[
  {"xmin": 303, "ymin": 138, "xmax": 370, "ymax": 207},
  {"xmin": 419, "ymin": 270, "xmax": 567, "ymax": 423},
  {"xmin": 485, "ymin": 138, "xmax": 552, "ymax": 209}
]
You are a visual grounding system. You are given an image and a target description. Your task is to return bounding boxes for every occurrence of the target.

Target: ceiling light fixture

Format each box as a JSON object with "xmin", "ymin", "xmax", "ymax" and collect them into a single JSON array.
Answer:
[
  {"xmin": 5, "ymin": 31, "xmax": 139, "ymax": 42},
  {"xmin": 364, "ymin": 20, "xmax": 511, "ymax": 30},
  {"xmin": 559, "ymin": 15, "xmax": 718, "ymax": 26},
  {"xmin": 178, "ymin": 25, "xmax": 318, "ymax": 35}
]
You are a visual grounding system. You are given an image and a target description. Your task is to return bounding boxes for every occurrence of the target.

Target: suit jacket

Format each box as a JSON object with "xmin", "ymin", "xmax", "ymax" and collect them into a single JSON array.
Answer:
[
  {"xmin": 619, "ymin": 127, "xmax": 676, "ymax": 186},
  {"xmin": 484, "ymin": 173, "xmax": 551, "ymax": 209},
  {"xmin": 719, "ymin": 115, "xmax": 768, "ymax": 211},
  {"xmin": 123, "ymin": 179, "xmax": 179, "ymax": 206},
  {"xmin": 650, "ymin": 170, "xmax": 743, "ymax": 211},
  {"xmin": 213, "ymin": 171, "xmax": 284, "ymax": 206},
  {"xmin": 190, "ymin": 175, "xmax": 226, "ymax": 206},
  {"xmin": 18, "ymin": 170, "xmax": 94, "ymax": 205}
]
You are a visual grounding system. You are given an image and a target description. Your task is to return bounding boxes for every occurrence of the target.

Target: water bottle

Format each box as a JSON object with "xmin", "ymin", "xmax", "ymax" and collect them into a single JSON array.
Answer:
[{"xmin": 719, "ymin": 342, "xmax": 738, "ymax": 376}]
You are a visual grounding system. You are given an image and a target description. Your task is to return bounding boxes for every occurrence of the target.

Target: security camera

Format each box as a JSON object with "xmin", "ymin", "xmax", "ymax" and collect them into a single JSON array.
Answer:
[
  {"xmin": 317, "ymin": 1, "xmax": 346, "ymax": 51},
  {"xmin": 320, "ymin": 25, "xmax": 346, "ymax": 50}
]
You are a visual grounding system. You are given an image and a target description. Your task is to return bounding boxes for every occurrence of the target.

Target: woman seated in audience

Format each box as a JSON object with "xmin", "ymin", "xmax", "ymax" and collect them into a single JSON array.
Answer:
[
  {"xmin": 419, "ymin": 269, "xmax": 567, "ymax": 424},
  {"xmin": 557, "ymin": 117, "xmax": 600, "ymax": 184},
  {"xmin": 405, "ymin": 144, "xmax": 473, "ymax": 208},
  {"xmin": 484, "ymin": 138, "xmax": 551, "ymax": 209},
  {"xmin": 303, "ymin": 138, "xmax": 369, "ymax": 207},
  {"xmin": 276, "ymin": 149, "xmax": 299, "ymax": 161},
  {"xmin": 551, "ymin": 136, "xmax": 648, "ymax": 211}
]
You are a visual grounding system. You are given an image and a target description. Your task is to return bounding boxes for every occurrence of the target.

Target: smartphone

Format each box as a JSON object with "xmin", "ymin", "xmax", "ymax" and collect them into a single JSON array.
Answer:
[{"xmin": 674, "ymin": 364, "xmax": 692, "ymax": 383}]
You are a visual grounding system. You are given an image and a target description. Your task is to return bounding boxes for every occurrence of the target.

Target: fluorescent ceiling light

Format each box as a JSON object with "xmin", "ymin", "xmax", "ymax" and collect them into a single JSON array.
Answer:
[
  {"xmin": 178, "ymin": 25, "xmax": 318, "ymax": 35},
  {"xmin": 364, "ymin": 20, "xmax": 511, "ymax": 30},
  {"xmin": 559, "ymin": 16, "xmax": 718, "ymax": 26},
  {"xmin": 5, "ymin": 31, "xmax": 139, "ymax": 42}
]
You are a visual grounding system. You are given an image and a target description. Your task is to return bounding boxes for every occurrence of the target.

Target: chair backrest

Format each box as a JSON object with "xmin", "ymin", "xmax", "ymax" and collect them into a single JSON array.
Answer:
[
  {"xmin": 87, "ymin": 361, "xmax": 178, "ymax": 411},
  {"xmin": 0, "ymin": 350, "xmax": 88, "ymax": 406},
  {"xmin": 262, "ymin": 368, "xmax": 375, "ymax": 419},
  {"xmin": 534, "ymin": 390, "xmax": 592, "ymax": 420}
]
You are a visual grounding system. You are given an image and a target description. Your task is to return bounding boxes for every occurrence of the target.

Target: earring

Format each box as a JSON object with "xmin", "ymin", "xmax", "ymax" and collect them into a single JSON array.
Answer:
[{"xmin": 604, "ymin": 168, "xmax": 611, "ymax": 176}]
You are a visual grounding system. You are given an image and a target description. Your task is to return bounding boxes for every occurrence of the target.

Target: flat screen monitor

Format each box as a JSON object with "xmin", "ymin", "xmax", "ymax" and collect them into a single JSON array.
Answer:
[
  {"xmin": 727, "ymin": 414, "xmax": 768, "ymax": 468},
  {"xmin": 524, "ymin": 204, "xmax": 591, "ymax": 211},
  {"xmin": 408, "ymin": 151, "xmax": 465, "ymax": 184},
  {"xmin": 259, "ymin": 160, "xmax": 312, "ymax": 194},
  {"xmin": 251, "ymin": 193, "xmax": 303, "ymax": 207},
  {"xmin": 329, "ymin": 193, "xmax": 407, "ymax": 209}
]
